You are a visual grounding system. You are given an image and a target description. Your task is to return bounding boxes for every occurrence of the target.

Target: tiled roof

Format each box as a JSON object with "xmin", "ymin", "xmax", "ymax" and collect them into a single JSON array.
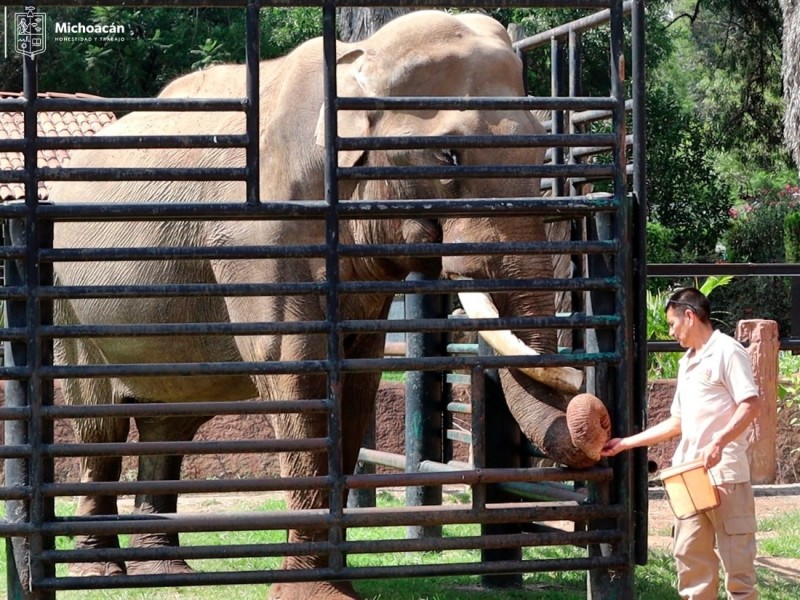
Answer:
[{"xmin": 0, "ymin": 92, "xmax": 116, "ymax": 201}]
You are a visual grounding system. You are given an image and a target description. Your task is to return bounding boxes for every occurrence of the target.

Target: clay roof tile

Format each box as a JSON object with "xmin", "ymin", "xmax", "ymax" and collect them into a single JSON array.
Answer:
[{"xmin": 0, "ymin": 92, "xmax": 117, "ymax": 201}]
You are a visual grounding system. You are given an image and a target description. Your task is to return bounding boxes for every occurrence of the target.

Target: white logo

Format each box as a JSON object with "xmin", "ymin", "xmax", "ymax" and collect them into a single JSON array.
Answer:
[{"xmin": 15, "ymin": 6, "xmax": 46, "ymax": 58}]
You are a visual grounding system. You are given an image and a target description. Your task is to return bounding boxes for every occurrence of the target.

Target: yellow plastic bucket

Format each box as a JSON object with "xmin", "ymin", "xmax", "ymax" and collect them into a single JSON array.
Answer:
[{"xmin": 659, "ymin": 458, "xmax": 720, "ymax": 519}]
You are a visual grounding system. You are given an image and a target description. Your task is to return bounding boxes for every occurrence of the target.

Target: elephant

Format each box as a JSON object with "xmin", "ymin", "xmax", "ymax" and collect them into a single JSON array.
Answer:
[{"xmin": 48, "ymin": 10, "xmax": 611, "ymax": 600}]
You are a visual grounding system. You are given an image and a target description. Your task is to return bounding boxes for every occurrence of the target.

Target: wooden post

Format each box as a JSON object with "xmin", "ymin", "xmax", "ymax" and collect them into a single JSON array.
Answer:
[{"xmin": 735, "ymin": 319, "xmax": 779, "ymax": 484}]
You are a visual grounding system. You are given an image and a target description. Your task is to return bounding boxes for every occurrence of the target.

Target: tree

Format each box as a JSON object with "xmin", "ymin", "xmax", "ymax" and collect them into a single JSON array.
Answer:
[
  {"xmin": 337, "ymin": 8, "xmax": 412, "ymax": 42},
  {"xmin": 781, "ymin": 1, "xmax": 800, "ymax": 173}
]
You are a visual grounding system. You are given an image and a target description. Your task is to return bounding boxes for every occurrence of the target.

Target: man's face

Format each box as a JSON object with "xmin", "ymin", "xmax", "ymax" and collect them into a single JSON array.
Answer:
[{"xmin": 666, "ymin": 306, "xmax": 694, "ymax": 348}]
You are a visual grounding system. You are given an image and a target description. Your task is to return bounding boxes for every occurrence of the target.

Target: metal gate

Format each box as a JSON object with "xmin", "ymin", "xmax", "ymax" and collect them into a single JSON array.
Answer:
[{"xmin": 1, "ymin": 1, "xmax": 646, "ymax": 598}]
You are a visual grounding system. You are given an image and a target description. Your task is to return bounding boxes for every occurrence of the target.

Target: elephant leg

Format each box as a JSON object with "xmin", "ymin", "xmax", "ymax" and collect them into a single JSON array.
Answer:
[
  {"xmin": 69, "ymin": 414, "xmax": 130, "ymax": 577},
  {"xmin": 126, "ymin": 414, "xmax": 209, "ymax": 576},
  {"xmin": 269, "ymin": 335, "xmax": 384, "ymax": 600}
]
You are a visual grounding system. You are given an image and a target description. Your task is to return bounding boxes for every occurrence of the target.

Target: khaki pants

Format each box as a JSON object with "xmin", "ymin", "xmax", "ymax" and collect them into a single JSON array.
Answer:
[{"xmin": 673, "ymin": 481, "xmax": 758, "ymax": 600}]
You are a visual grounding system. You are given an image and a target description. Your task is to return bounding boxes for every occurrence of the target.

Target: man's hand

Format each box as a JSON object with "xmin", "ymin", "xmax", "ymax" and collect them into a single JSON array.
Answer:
[
  {"xmin": 601, "ymin": 437, "xmax": 627, "ymax": 457},
  {"xmin": 700, "ymin": 436, "xmax": 723, "ymax": 469}
]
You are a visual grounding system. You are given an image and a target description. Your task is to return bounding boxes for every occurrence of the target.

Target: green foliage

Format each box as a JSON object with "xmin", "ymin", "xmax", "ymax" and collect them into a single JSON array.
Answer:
[
  {"xmin": 646, "ymin": 222, "xmax": 679, "ymax": 265},
  {"xmin": 664, "ymin": 1, "xmax": 788, "ymax": 180},
  {"xmin": 0, "ymin": 7, "xmax": 321, "ymax": 97},
  {"xmin": 714, "ymin": 186, "xmax": 796, "ymax": 334},
  {"xmin": 645, "ymin": 82, "xmax": 733, "ymax": 261},
  {"xmin": 784, "ymin": 211, "xmax": 800, "ymax": 263},
  {"xmin": 712, "ymin": 277, "xmax": 792, "ymax": 337},
  {"xmin": 724, "ymin": 186, "xmax": 800, "ymax": 263}
]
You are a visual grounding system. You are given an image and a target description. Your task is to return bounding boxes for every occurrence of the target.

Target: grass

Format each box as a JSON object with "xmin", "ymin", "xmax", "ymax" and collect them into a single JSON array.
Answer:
[
  {"xmin": 759, "ymin": 509, "xmax": 800, "ymax": 558},
  {"xmin": 3, "ymin": 496, "xmax": 800, "ymax": 599}
]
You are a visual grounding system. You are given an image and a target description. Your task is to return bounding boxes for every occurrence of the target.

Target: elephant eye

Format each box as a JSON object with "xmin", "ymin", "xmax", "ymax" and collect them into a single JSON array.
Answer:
[{"xmin": 437, "ymin": 149, "xmax": 460, "ymax": 166}]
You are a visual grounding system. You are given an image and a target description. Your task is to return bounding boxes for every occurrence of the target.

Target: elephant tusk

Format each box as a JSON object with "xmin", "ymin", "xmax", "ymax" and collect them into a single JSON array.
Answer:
[{"xmin": 455, "ymin": 280, "xmax": 584, "ymax": 395}]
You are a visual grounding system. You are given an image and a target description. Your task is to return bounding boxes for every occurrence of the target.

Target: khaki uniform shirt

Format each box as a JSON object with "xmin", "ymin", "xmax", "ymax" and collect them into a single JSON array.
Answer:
[{"xmin": 670, "ymin": 329, "xmax": 759, "ymax": 484}]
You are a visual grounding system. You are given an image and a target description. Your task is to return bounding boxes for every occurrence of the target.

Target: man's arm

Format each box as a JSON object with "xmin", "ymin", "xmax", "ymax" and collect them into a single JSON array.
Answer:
[
  {"xmin": 700, "ymin": 395, "xmax": 760, "ymax": 468},
  {"xmin": 601, "ymin": 416, "xmax": 682, "ymax": 457}
]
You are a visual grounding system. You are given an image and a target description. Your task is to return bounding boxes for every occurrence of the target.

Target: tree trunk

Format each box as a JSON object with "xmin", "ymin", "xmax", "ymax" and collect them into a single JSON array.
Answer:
[
  {"xmin": 337, "ymin": 8, "xmax": 414, "ymax": 42},
  {"xmin": 781, "ymin": 0, "xmax": 800, "ymax": 173}
]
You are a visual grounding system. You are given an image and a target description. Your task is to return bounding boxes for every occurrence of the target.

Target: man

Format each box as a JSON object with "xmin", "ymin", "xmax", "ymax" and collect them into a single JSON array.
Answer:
[{"xmin": 602, "ymin": 287, "xmax": 760, "ymax": 600}]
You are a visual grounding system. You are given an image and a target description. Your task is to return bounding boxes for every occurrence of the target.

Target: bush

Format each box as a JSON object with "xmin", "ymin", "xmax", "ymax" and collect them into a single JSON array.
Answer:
[
  {"xmin": 724, "ymin": 185, "xmax": 799, "ymax": 263},
  {"xmin": 785, "ymin": 211, "xmax": 800, "ymax": 263},
  {"xmin": 714, "ymin": 186, "xmax": 800, "ymax": 337}
]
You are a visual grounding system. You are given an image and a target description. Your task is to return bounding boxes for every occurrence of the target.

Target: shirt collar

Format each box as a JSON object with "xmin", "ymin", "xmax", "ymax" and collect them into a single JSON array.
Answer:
[{"xmin": 679, "ymin": 329, "xmax": 720, "ymax": 367}]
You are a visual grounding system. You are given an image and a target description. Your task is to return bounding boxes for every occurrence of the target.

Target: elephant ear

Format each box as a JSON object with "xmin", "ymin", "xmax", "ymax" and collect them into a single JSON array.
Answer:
[{"xmin": 314, "ymin": 48, "xmax": 372, "ymax": 168}]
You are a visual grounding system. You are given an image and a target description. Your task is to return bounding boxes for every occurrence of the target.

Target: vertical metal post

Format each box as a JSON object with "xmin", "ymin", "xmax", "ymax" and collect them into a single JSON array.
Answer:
[
  {"xmin": 631, "ymin": 0, "xmax": 650, "ymax": 567},
  {"xmin": 244, "ymin": 0, "xmax": 261, "ymax": 206},
  {"xmin": 478, "ymin": 341, "xmax": 522, "ymax": 590},
  {"xmin": 590, "ymin": 1, "xmax": 635, "ymax": 598},
  {"xmin": 404, "ymin": 274, "xmax": 443, "ymax": 539},
  {"xmin": 568, "ymin": 29, "xmax": 585, "ymax": 353},
  {"xmin": 321, "ymin": 0, "xmax": 345, "ymax": 572},
  {"xmin": 4, "ymin": 217, "xmax": 35, "ymax": 599},
  {"xmin": 5, "ymin": 33, "xmax": 55, "ymax": 599},
  {"xmin": 550, "ymin": 37, "xmax": 565, "ymax": 199}
]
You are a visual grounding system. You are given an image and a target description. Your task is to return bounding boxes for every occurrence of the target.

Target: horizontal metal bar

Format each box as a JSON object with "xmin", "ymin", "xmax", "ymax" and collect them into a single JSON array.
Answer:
[
  {"xmin": 40, "ymin": 239, "xmax": 619, "ymax": 264},
  {"xmin": 42, "ymin": 437, "xmax": 328, "ymax": 458},
  {"xmin": 36, "ymin": 200, "xmax": 326, "ymax": 221},
  {"xmin": 43, "ymin": 399, "xmax": 328, "ymax": 419},
  {"xmin": 35, "ymin": 314, "xmax": 605, "ymax": 343},
  {"xmin": 498, "ymin": 481, "xmax": 588, "ymax": 502},
  {"xmin": 36, "ymin": 275, "xmax": 617, "ymax": 302},
  {"xmin": 348, "ymin": 462, "xmax": 614, "ymax": 489},
  {"xmin": 33, "ymin": 195, "xmax": 618, "ymax": 221},
  {"xmin": 340, "ymin": 314, "xmax": 621, "ymax": 334},
  {"xmin": 33, "ymin": 96, "xmax": 247, "ymax": 112},
  {"xmin": 44, "ymin": 476, "xmax": 331, "ymax": 498},
  {"xmin": 37, "ymin": 350, "xmax": 616, "ymax": 380},
  {"xmin": 570, "ymin": 100, "xmax": 634, "ymax": 126},
  {"xmin": 41, "ymin": 320, "xmax": 330, "ymax": 338},
  {"xmin": 0, "ymin": 406, "xmax": 30, "ymax": 420},
  {"xmin": 779, "ymin": 339, "xmax": 800, "ymax": 352},
  {"xmin": 335, "ymin": 196, "xmax": 619, "ymax": 218},
  {"xmin": 40, "ymin": 167, "xmax": 248, "ymax": 182},
  {"xmin": 0, "ymin": 522, "xmax": 35, "ymax": 536},
  {"xmin": 39, "ymin": 359, "xmax": 328, "ymax": 379},
  {"xmin": 446, "ymin": 430, "xmax": 473, "ymax": 445},
  {"xmin": 346, "ymin": 352, "xmax": 620, "ymax": 375},
  {"xmin": 338, "ymin": 276, "xmax": 619, "ymax": 295},
  {"xmin": 514, "ymin": 0, "xmax": 632, "ymax": 50},
  {"xmin": 339, "ymin": 163, "xmax": 615, "ymax": 181},
  {"xmin": 446, "ymin": 402, "xmax": 472, "ymax": 415},
  {"xmin": 42, "ymin": 501, "xmax": 623, "ymax": 537},
  {"xmin": 338, "ymin": 132, "xmax": 617, "ymax": 151},
  {"xmin": 0, "ymin": 445, "xmax": 32, "ymax": 459},
  {"xmin": 34, "ymin": 134, "xmax": 248, "ymax": 150},
  {"xmin": 24, "ymin": 0, "xmax": 614, "ymax": 8},
  {"xmin": 337, "ymin": 95, "xmax": 617, "ymax": 111},
  {"xmin": 41, "ymin": 244, "xmax": 329, "ymax": 262},
  {"xmin": 41, "ymin": 528, "xmax": 621, "ymax": 565},
  {"xmin": 547, "ymin": 135, "xmax": 633, "ymax": 162},
  {"xmin": 648, "ymin": 263, "xmax": 800, "ymax": 277},
  {"xmin": 39, "ymin": 281, "xmax": 327, "ymax": 299},
  {"xmin": 41, "ymin": 554, "xmax": 627, "ymax": 591}
]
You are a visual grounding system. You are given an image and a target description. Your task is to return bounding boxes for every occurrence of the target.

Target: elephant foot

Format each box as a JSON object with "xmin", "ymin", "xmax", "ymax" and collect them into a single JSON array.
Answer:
[
  {"xmin": 126, "ymin": 559, "xmax": 195, "ymax": 576},
  {"xmin": 67, "ymin": 561, "xmax": 126, "ymax": 577},
  {"xmin": 268, "ymin": 580, "xmax": 360, "ymax": 600},
  {"xmin": 68, "ymin": 534, "xmax": 126, "ymax": 577}
]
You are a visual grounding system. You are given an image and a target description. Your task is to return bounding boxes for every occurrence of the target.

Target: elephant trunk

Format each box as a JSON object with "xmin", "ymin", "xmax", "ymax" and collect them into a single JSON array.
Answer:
[{"xmin": 493, "ymin": 290, "xmax": 610, "ymax": 468}]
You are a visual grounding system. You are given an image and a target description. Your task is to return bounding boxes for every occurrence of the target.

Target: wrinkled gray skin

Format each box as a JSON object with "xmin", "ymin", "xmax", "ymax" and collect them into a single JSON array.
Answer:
[{"xmin": 50, "ymin": 11, "xmax": 598, "ymax": 599}]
